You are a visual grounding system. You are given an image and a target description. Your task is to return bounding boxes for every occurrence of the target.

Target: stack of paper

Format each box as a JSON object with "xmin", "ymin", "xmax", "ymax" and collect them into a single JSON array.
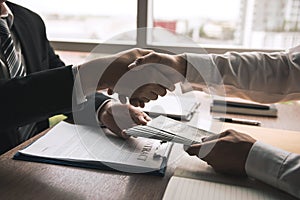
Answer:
[
  {"xmin": 126, "ymin": 116, "xmax": 215, "ymax": 145},
  {"xmin": 14, "ymin": 121, "xmax": 173, "ymax": 176}
]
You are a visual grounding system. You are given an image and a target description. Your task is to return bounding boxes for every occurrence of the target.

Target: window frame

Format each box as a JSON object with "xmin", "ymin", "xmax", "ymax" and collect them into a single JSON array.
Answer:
[{"xmin": 50, "ymin": 0, "xmax": 283, "ymax": 54}]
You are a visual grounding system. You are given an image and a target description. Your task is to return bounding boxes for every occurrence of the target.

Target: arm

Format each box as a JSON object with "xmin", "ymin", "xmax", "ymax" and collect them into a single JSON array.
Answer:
[
  {"xmin": 0, "ymin": 66, "xmax": 74, "ymax": 130},
  {"xmin": 129, "ymin": 45, "xmax": 300, "ymax": 103},
  {"xmin": 185, "ymin": 45, "xmax": 300, "ymax": 103},
  {"xmin": 246, "ymin": 142, "xmax": 300, "ymax": 198},
  {"xmin": 185, "ymin": 130, "xmax": 300, "ymax": 199}
]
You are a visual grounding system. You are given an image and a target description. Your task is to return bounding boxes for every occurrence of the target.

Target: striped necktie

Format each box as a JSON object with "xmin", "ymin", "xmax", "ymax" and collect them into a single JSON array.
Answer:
[{"xmin": 0, "ymin": 18, "xmax": 26, "ymax": 78}]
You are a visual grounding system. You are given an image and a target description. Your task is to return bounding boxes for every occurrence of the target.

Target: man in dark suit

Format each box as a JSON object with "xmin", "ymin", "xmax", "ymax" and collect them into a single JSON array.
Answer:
[{"xmin": 0, "ymin": 1, "xmax": 168, "ymax": 154}]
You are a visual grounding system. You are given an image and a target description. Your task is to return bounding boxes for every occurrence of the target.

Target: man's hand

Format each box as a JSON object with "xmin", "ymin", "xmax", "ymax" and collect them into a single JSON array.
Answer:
[
  {"xmin": 78, "ymin": 48, "xmax": 174, "ymax": 107},
  {"xmin": 185, "ymin": 129, "xmax": 256, "ymax": 176},
  {"xmin": 98, "ymin": 101, "xmax": 151, "ymax": 138},
  {"xmin": 128, "ymin": 52, "xmax": 187, "ymax": 83},
  {"xmin": 126, "ymin": 51, "xmax": 188, "ymax": 107}
]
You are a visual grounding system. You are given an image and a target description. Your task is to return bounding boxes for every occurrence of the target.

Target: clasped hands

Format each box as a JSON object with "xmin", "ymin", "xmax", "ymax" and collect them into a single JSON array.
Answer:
[
  {"xmin": 77, "ymin": 48, "xmax": 184, "ymax": 138},
  {"xmin": 79, "ymin": 48, "xmax": 186, "ymax": 107}
]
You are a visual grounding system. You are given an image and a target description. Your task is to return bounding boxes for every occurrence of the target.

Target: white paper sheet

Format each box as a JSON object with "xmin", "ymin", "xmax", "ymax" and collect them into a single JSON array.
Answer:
[{"xmin": 19, "ymin": 121, "xmax": 172, "ymax": 173}]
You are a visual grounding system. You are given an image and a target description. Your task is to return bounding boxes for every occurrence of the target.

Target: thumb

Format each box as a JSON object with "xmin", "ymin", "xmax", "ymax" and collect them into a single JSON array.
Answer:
[
  {"xmin": 118, "ymin": 94, "xmax": 127, "ymax": 104},
  {"xmin": 128, "ymin": 52, "xmax": 160, "ymax": 70},
  {"xmin": 107, "ymin": 88, "xmax": 114, "ymax": 95},
  {"xmin": 185, "ymin": 143, "xmax": 203, "ymax": 156},
  {"xmin": 185, "ymin": 140, "xmax": 218, "ymax": 159}
]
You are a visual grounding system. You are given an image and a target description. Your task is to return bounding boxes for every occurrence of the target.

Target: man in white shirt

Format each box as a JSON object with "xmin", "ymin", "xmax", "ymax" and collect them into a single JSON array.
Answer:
[{"xmin": 128, "ymin": 45, "xmax": 300, "ymax": 198}]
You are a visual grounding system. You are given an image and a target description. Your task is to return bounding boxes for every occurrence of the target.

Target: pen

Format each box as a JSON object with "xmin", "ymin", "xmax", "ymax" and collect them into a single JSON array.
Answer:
[{"xmin": 214, "ymin": 117, "xmax": 261, "ymax": 126}]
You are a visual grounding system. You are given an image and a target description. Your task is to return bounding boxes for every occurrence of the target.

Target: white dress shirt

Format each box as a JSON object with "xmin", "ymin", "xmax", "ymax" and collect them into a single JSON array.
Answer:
[{"xmin": 184, "ymin": 45, "xmax": 300, "ymax": 198}]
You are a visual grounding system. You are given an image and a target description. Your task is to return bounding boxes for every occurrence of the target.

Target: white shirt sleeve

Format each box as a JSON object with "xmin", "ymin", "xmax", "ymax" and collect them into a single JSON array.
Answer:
[
  {"xmin": 72, "ymin": 65, "xmax": 87, "ymax": 104},
  {"xmin": 95, "ymin": 99, "xmax": 112, "ymax": 125},
  {"xmin": 183, "ymin": 45, "xmax": 300, "ymax": 103},
  {"xmin": 245, "ymin": 141, "xmax": 300, "ymax": 198}
]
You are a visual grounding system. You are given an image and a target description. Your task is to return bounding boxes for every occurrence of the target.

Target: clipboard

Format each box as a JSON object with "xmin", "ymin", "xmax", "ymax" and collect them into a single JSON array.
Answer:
[
  {"xmin": 14, "ymin": 121, "xmax": 173, "ymax": 176},
  {"xmin": 143, "ymin": 95, "xmax": 200, "ymax": 121}
]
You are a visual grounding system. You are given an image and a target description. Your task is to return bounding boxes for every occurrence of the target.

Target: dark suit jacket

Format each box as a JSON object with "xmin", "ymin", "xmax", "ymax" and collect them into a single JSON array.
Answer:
[{"xmin": 0, "ymin": 2, "xmax": 109, "ymax": 154}]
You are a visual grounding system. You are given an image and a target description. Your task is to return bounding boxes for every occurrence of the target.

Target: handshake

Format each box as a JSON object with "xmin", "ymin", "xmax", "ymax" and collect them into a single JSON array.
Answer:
[{"xmin": 78, "ymin": 48, "xmax": 188, "ymax": 108}]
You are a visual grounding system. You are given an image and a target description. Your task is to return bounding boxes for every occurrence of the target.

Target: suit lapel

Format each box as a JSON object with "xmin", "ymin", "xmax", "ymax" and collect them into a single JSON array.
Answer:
[{"xmin": 8, "ymin": 3, "xmax": 38, "ymax": 74}]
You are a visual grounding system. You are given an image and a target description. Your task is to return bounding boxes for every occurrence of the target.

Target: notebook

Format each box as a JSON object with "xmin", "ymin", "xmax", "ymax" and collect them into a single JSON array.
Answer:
[
  {"xmin": 163, "ymin": 168, "xmax": 297, "ymax": 200},
  {"xmin": 143, "ymin": 95, "xmax": 200, "ymax": 121},
  {"xmin": 14, "ymin": 121, "xmax": 173, "ymax": 176},
  {"xmin": 210, "ymin": 97, "xmax": 278, "ymax": 117}
]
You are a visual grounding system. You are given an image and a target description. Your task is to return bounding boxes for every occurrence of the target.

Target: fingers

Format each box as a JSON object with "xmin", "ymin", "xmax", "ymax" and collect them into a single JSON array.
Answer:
[
  {"xmin": 107, "ymin": 88, "xmax": 114, "ymax": 95},
  {"xmin": 137, "ymin": 114, "xmax": 148, "ymax": 125},
  {"xmin": 185, "ymin": 132, "xmax": 231, "ymax": 159},
  {"xmin": 129, "ymin": 98, "xmax": 141, "ymax": 107},
  {"xmin": 147, "ymin": 92, "xmax": 159, "ymax": 101},
  {"xmin": 202, "ymin": 133, "xmax": 223, "ymax": 142},
  {"xmin": 100, "ymin": 110, "xmax": 123, "ymax": 138},
  {"xmin": 137, "ymin": 48, "xmax": 154, "ymax": 56},
  {"xmin": 120, "ymin": 130, "xmax": 130, "ymax": 139},
  {"xmin": 154, "ymin": 87, "xmax": 167, "ymax": 97},
  {"xmin": 201, "ymin": 130, "xmax": 236, "ymax": 142},
  {"xmin": 100, "ymin": 101, "xmax": 151, "ymax": 139},
  {"xmin": 185, "ymin": 143, "xmax": 203, "ymax": 156},
  {"xmin": 118, "ymin": 94, "xmax": 127, "ymax": 104},
  {"xmin": 129, "ymin": 83, "xmax": 168, "ymax": 107},
  {"xmin": 185, "ymin": 139, "xmax": 219, "ymax": 160},
  {"xmin": 144, "ymin": 113, "xmax": 152, "ymax": 121},
  {"xmin": 128, "ymin": 52, "xmax": 161, "ymax": 69},
  {"xmin": 128, "ymin": 106, "xmax": 151, "ymax": 127},
  {"xmin": 137, "ymin": 116, "xmax": 147, "ymax": 125},
  {"xmin": 139, "ymin": 101, "xmax": 145, "ymax": 108}
]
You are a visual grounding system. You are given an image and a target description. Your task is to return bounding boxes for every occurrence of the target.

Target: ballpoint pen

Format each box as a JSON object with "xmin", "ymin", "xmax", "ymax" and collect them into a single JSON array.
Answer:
[{"xmin": 214, "ymin": 117, "xmax": 261, "ymax": 126}]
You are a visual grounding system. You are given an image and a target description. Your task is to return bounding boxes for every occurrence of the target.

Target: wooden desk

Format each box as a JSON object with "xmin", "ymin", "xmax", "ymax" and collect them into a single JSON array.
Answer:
[{"xmin": 1, "ymin": 93, "xmax": 300, "ymax": 200}]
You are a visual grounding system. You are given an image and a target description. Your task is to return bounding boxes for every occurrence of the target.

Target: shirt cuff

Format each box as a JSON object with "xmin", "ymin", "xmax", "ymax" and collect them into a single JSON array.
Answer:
[
  {"xmin": 181, "ymin": 53, "xmax": 219, "ymax": 93},
  {"xmin": 245, "ymin": 141, "xmax": 290, "ymax": 188},
  {"xmin": 95, "ymin": 99, "xmax": 112, "ymax": 125},
  {"xmin": 72, "ymin": 65, "xmax": 87, "ymax": 105}
]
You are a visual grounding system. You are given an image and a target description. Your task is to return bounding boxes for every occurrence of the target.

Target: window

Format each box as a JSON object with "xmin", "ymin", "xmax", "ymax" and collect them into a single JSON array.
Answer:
[
  {"xmin": 151, "ymin": 0, "xmax": 241, "ymax": 47},
  {"xmin": 151, "ymin": 0, "xmax": 300, "ymax": 49},
  {"xmin": 10, "ymin": 0, "xmax": 300, "ymax": 53},
  {"xmin": 11, "ymin": 0, "xmax": 137, "ymax": 43}
]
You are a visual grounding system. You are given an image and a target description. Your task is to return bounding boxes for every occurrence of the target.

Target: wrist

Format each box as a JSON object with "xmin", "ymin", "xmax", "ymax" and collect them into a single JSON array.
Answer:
[
  {"xmin": 175, "ymin": 54, "xmax": 187, "ymax": 77},
  {"xmin": 97, "ymin": 100, "xmax": 113, "ymax": 123},
  {"xmin": 77, "ymin": 63, "xmax": 96, "ymax": 95},
  {"xmin": 77, "ymin": 58, "xmax": 111, "ymax": 95}
]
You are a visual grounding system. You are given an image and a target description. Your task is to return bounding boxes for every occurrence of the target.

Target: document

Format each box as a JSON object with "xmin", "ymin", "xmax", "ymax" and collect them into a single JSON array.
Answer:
[{"xmin": 14, "ymin": 121, "xmax": 173, "ymax": 175}]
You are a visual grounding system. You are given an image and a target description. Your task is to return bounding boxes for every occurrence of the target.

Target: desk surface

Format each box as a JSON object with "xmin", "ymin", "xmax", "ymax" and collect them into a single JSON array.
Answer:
[{"xmin": 1, "ymin": 93, "xmax": 300, "ymax": 200}]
